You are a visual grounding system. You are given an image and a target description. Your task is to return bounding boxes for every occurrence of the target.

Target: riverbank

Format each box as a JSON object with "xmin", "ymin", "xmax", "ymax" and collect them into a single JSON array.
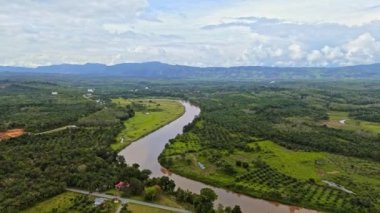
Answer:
[
  {"xmin": 119, "ymin": 102, "xmax": 318, "ymax": 213},
  {"xmin": 111, "ymin": 98, "xmax": 185, "ymax": 151},
  {"xmin": 161, "ymin": 126, "xmax": 380, "ymax": 212},
  {"xmin": 161, "ymin": 159, "xmax": 321, "ymax": 212}
]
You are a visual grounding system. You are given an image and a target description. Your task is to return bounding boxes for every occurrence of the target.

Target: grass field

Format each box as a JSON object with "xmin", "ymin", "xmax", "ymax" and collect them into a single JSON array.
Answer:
[
  {"xmin": 127, "ymin": 203, "xmax": 172, "ymax": 213},
  {"xmin": 325, "ymin": 111, "xmax": 380, "ymax": 133},
  {"xmin": 24, "ymin": 190, "xmax": 189, "ymax": 213},
  {"xmin": 22, "ymin": 192, "xmax": 119, "ymax": 213},
  {"xmin": 161, "ymin": 139, "xmax": 380, "ymax": 212},
  {"xmin": 106, "ymin": 188, "xmax": 193, "ymax": 211},
  {"xmin": 111, "ymin": 98, "xmax": 184, "ymax": 151},
  {"xmin": 129, "ymin": 194, "xmax": 190, "ymax": 210},
  {"xmin": 22, "ymin": 192, "xmax": 79, "ymax": 213}
]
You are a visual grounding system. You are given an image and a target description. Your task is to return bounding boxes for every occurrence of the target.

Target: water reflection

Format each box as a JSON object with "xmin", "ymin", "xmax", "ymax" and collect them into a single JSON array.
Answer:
[{"xmin": 119, "ymin": 101, "xmax": 317, "ymax": 213}]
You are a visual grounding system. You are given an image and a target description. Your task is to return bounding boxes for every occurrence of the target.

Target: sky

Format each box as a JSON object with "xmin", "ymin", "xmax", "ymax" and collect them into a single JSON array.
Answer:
[{"xmin": 1, "ymin": 0, "xmax": 380, "ymax": 67}]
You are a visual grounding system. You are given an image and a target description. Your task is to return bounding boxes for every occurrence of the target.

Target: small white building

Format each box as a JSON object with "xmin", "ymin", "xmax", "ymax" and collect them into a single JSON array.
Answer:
[
  {"xmin": 87, "ymin": 89, "xmax": 94, "ymax": 93},
  {"xmin": 94, "ymin": 198, "xmax": 105, "ymax": 206},
  {"xmin": 51, "ymin": 91, "xmax": 58, "ymax": 95},
  {"xmin": 198, "ymin": 162, "xmax": 206, "ymax": 170}
]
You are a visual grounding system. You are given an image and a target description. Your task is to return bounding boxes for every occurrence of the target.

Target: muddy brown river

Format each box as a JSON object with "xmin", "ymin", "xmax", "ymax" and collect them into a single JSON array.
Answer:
[{"xmin": 119, "ymin": 101, "xmax": 318, "ymax": 213}]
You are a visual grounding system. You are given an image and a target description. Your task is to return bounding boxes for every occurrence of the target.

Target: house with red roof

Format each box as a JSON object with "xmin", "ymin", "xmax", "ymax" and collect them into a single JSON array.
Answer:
[{"xmin": 115, "ymin": 181, "xmax": 129, "ymax": 190}]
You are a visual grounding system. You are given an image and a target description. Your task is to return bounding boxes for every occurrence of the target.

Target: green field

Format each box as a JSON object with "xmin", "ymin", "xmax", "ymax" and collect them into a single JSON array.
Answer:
[
  {"xmin": 130, "ymin": 194, "xmax": 192, "ymax": 211},
  {"xmin": 22, "ymin": 192, "xmax": 79, "ymax": 213},
  {"xmin": 128, "ymin": 203, "xmax": 172, "ymax": 213},
  {"xmin": 22, "ymin": 192, "xmax": 119, "ymax": 213},
  {"xmin": 106, "ymin": 189, "xmax": 190, "ymax": 210},
  {"xmin": 325, "ymin": 111, "xmax": 380, "ymax": 133},
  {"xmin": 161, "ymin": 139, "xmax": 380, "ymax": 212},
  {"xmin": 105, "ymin": 188, "xmax": 192, "ymax": 212},
  {"xmin": 25, "ymin": 190, "xmax": 189, "ymax": 213},
  {"xmin": 111, "ymin": 98, "xmax": 184, "ymax": 151}
]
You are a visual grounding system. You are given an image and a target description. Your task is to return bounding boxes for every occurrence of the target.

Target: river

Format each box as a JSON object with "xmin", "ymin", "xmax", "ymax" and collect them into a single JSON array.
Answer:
[{"xmin": 119, "ymin": 101, "xmax": 318, "ymax": 213}]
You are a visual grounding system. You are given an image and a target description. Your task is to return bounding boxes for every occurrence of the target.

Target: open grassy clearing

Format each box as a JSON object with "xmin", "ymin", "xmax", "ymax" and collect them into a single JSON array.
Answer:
[
  {"xmin": 111, "ymin": 98, "xmax": 184, "ymax": 151},
  {"xmin": 106, "ymin": 188, "xmax": 193, "ymax": 211},
  {"xmin": 325, "ymin": 111, "xmax": 380, "ymax": 134},
  {"xmin": 127, "ymin": 203, "xmax": 172, "ymax": 213},
  {"xmin": 21, "ymin": 192, "xmax": 80, "ymax": 213},
  {"xmin": 25, "ymin": 190, "xmax": 189, "ymax": 213},
  {"xmin": 129, "ymin": 194, "xmax": 190, "ymax": 210},
  {"xmin": 22, "ymin": 192, "xmax": 119, "ymax": 213},
  {"xmin": 161, "ymin": 139, "xmax": 380, "ymax": 212}
]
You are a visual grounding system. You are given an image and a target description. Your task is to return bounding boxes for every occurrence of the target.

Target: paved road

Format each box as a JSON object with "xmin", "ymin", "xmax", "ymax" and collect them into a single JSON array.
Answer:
[
  {"xmin": 66, "ymin": 188, "xmax": 191, "ymax": 213},
  {"xmin": 115, "ymin": 204, "xmax": 123, "ymax": 213}
]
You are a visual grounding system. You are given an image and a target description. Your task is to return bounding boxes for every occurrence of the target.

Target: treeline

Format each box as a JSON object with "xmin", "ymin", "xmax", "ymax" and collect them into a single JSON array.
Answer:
[
  {"xmin": 183, "ymin": 88, "xmax": 380, "ymax": 161},
  {"xmin": 349, "ymin": 108, "xmax": 380, "ymax": 123},
  {"xmin": 77, "ymin": 105, "xmax": 134, "ymax": 127},
  {"xmin": 113, "ymin": 164, "xmax": 241, "ymax": 213}
]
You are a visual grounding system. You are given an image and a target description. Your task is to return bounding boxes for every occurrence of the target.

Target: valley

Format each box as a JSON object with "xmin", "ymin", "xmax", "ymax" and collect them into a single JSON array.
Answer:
[
  {"xmin": 0, "ymin": 79, "xmax": 379, "ymax": 213},
  {"xmin": 2, "ymin": 2, "xmax": 380, "ymax": 212}
]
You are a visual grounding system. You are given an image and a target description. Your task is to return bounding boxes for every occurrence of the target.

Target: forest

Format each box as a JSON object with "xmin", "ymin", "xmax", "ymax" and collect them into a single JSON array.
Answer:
[
  {"xmin": 0, "ymin": 81, "xmax": 134, "ymax": 211},
  {"xmin": 0, "ymin": 80, "xmax": 239, "ymax": 213},
  {"xmin": 1, "ymin": 79, "xmax": 380, "ymax": 213},
  {"xmin": 157, "ymin": 80, "xmax": 380, "ymax": 212}
]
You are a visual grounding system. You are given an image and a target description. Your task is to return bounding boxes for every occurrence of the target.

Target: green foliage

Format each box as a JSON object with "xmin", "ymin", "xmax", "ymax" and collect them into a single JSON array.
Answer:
[
  {"xmin": 119, "ymin": 204, "xmax": 132, "ymax": 213},
  {"xmin": 160, "ymin": 80, "xmax": 380, "ymax": 212},
  {"xmin": 67, "ymin": 195, "xmax": 116, "ymax": 213},
  {"xmin": 200, "ymin": 188, "xmax": 218, "ymax": 202},
  {"xmin": 146, "ymin": 176, "xmax": 176, "ymax": 193},
  {"xmin": 0, "ymin": 126, "xmax": 152, "ymax": 212},
  {"xmin": 111, "ymin": 98, "xmax": 184, "ymax": 151},
  {"xmin": 21, "ymin": 192, "xmax": 79, "ymax": 213},
  {"xmin": 2, "ymin": 78, "xmax": 380, "ymax": 213},
  {"xmin": 0, "ymin": 81, "xmax": 100, "ymax": 132},
  {"xmin": 183, "ymin": 86, "xmax": 380, "ymax": 160},
  {"xmin": 144, "ymin": 185, "xmax": 161, "ymax": 201},
  {"xmin": 77, "ymin": 105, "xmax": 134, "ymax": 127}
]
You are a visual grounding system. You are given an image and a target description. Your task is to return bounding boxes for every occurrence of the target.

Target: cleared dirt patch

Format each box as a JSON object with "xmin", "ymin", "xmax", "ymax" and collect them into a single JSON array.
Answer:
[
  {"xmin": 322, "ymin": 120, "xmax": 345, "ymax": 129},
  {"xmin": 0, "ymin": 128, "xmax": 25, "ymax": 140}
]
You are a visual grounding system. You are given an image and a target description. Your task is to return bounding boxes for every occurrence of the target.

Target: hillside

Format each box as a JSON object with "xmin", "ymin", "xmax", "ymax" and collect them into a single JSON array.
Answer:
[{"xmin": 1, "ymin": 62, "xmax": 380, "ymax": 80}]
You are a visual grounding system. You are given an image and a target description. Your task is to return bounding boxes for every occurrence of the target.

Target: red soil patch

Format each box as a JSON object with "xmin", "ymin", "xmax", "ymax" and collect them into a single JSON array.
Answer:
[{"xmin": 0, "ymin": 129, "xmax": 25, "ymax": 140}]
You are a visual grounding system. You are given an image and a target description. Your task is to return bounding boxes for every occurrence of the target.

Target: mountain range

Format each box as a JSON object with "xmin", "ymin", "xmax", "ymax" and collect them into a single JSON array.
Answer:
[{"xmin": 1, "ymin": 62, "xmax": 380, "ymax": 80}]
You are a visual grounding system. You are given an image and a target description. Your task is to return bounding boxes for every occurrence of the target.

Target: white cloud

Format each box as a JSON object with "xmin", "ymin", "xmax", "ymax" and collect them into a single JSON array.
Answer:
[
  {"xmin": 288, "ymin": 44, "xmax": 305, "ymax": 60},
  {"xmin": 202, "ymin": 0, "xmax": 380, "ymax": 26},
  {"xmin": 321, "ymin": 46, "xmax": 344, "ymax": 61},
  {"xmin": 233, "ymin": 33, "xmax": 380, "ymax": 67},
  {"xmin": 102, "ymin": 24, "xmax": 133, "ymax": 34},
  {"xmin": 0, "ymin": 1, "xmax": 380, "ymax": 67},
  {"xmin": 343, "ymin": 33, "xmax": 380, "ymax": 64},
  {"xmin": 307, "ymin": 50, "xmax": 323, "ymax": 64}
]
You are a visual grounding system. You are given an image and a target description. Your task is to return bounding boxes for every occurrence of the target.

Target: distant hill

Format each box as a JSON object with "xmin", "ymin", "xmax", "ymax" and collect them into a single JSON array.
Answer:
[{"xmin": 1, "ymin": 62, "xmax": 380, "ymax": 80}]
